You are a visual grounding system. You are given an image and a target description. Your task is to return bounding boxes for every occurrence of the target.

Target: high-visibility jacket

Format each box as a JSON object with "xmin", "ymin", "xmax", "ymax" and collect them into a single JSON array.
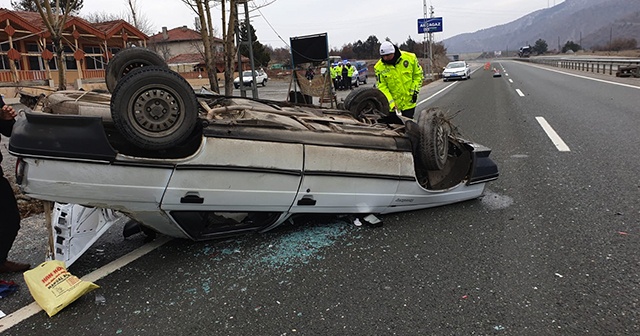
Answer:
[
  {"xmin": 374, "ymin": 51, "xmax": 423, "ymax": 112},
  {"xmin": 346, "ymin": 65, "xmax": 356, "ymax": 77},
  {"xmin": 330, "ymin": 66, "xmax": 338, "ymax": 79}
]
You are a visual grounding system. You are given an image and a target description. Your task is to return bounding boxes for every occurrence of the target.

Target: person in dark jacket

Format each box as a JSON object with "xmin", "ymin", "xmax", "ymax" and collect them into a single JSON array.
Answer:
[{"xmin": 0, "ymin": 96, "xmax": 30, "ymax": 273}]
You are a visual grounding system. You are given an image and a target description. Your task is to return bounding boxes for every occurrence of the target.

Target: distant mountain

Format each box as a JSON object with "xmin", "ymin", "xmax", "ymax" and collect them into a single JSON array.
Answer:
[{"xmin": 443, "ymin": 0, "xmax": 640, "ymax": 53}]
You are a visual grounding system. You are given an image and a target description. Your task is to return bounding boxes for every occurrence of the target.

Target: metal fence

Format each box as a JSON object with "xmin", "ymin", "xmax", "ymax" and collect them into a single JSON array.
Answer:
[{"xmin": 516, "ymin": 57, "xmax": 640, "ymax": 77}]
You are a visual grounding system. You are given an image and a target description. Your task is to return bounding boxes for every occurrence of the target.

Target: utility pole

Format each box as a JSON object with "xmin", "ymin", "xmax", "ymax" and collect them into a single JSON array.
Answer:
[
  {"xmin": 423, "ymin": 0, "xmax": 427, "ymax": 79},
  {"xmin": 235, "ymin": 0, "xmax": 258, "ymax": 99},
  {"xmin": 428, "ymin": 5, "xmax": 434, "ymax": 80}
]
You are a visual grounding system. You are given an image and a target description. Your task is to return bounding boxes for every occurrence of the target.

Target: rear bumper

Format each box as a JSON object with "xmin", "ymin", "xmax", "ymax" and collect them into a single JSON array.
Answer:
[{"xmin": 467, "ymin": 143, "xmax": 499, "ymax": 185}]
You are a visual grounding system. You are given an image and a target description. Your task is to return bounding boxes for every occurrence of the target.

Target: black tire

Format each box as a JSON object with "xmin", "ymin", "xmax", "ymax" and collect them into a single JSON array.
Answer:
[
  {"xmin": 262, "ymin": 79, "xmax": 267, "ymax": 87},
  {"xmin": 344, "ymin": 88, "xmax": 389, "ymax": 121},
  {"xmin": 343, "ymin": 87, "xmax": 372, "ymax": 111},
  {"xmin": 110, "ymin": 66, "xmax": 198, "ymax": 150},
  {"xmin": 418, "ymin": 108, "xmax": 450, "ymax": 171},
  {"xmin": 105, "ymin": 48, "xmax": 167, "ymax": 93}
]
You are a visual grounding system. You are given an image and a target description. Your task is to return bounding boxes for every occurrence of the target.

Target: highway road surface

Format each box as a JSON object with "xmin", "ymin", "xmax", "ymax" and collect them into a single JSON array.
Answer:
[{"xmin": 1, "ymin": 60, "xmax": 639, "ymax": 335}]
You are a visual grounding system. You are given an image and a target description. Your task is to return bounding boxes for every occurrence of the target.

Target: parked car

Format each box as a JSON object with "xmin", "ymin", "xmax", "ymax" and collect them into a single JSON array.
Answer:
[
  {"xmin": 442, "ymin": 61, "xmax": 471, "ymax": 81},
  {"xmin": 9, "ymin": 63, "xmax": 498, "ymax": 266},
  {"xmin": 234, "ymin": 69, "xmax": 268, "ymax": 89},
  {"xmin": 352, "ymin": 60, "xmax": 368, "ymax": 86}
]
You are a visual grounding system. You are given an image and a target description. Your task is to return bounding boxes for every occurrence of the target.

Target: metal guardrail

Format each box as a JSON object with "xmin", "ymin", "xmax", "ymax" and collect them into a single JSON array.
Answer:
[{"xmin": 516, "ymin": 57, "xmax": 640, "ymax": 77}]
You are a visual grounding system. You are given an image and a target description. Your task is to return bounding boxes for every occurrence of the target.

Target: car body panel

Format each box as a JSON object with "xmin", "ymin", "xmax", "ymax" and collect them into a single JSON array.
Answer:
[
  {"xmin": 289, "ymin": 145, "xmax": 407, "ymax": 214},
  {"xmin": 161, "ymin": 138, "xmax": 303, "ymax": 212}
]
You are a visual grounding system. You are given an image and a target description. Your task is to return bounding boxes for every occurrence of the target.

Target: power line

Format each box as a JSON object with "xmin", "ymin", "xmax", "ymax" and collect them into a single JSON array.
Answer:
[{"xmin": 250, "ymin": 0, "xmax": 290, "ymax": 49}]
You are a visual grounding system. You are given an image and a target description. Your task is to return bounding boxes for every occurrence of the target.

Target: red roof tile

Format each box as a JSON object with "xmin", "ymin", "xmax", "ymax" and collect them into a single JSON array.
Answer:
[
  {"xmin": 167, "ymin": 53, "xmax": 204, "ymax": 64},
  {"xmin": 149, "ymin": 26, "xmax": 222, "ymax": 43}
]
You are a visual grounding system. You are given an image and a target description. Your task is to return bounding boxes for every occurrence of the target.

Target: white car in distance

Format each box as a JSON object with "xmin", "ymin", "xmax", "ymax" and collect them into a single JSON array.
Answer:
[
  {"xmin": 234, "ymin": 70, "xmax": 268, "ymax": 89},
  {"xmin": 442, "ymin": 61, "xmax": 471, "ymax": 81}
]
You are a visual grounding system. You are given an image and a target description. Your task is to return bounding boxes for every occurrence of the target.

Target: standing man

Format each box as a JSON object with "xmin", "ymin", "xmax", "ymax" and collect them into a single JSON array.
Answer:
[
  {"xmin": 341, "ymin": 60, "xmax": 349, "ymax": 91},
  {"xmin": 0, "ymin": 96, "xmax": 30, "ymax": 273},
  {"xmin": 335, "ymin": 63, "xmax": 343, "ymax": 91},
  {"xmin": 374, "ymin": 41, "xmax": 423, "ymax": 119},
  {"xmin": 330, "ymin": 63, "xmax": 339, "ymax": 91},
  {"xmin": 345, "ymin": 61, "xmax": 356, "ymax": 90}
]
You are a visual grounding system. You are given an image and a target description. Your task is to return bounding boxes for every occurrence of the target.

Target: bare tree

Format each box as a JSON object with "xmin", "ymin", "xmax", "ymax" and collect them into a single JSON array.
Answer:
[
  {"xmin": 184, "ymin": 0, "xmax": 275, "ymax": 94},
  {"xmin": 181, "ymin": 0, "xmax": 219, "ymax": 92},
  {"xmin": 84, "ymin": 1, "xmax": 153, "ymax": 36},
  {"xmin": 124, "ymin": 0, "xmax": 154, "ymax": 36},
  {"xmin": 33, "ymin": 0, "xmax": 80, "ymax": 90}
]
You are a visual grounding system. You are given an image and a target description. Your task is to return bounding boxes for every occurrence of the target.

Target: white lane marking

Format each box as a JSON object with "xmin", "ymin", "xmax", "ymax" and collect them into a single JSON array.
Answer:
[
  {"xmin": 522, "ymin": 62, "xmax": 640, "ymax": 90},
  {"xmin": 516, "ymin": 89, "xmax": 525, "ymax": 97},
  {"xmin": 536, "ymin": 116, "xmax": 571, "ymax": 152},
  {"xmin": 509, "ymin": 79, "xmax": 514, "ymax": 83},
  {"xmin": 0, "ymin": 236, "xmax": 173, "ymax": 333},
  {"xmin": 418, "ymin": 81, "xmax": 458, "ymax": 105},
  {"xmin": 505, "ymin": 73, "xmax": 509, "ymax": 76}
]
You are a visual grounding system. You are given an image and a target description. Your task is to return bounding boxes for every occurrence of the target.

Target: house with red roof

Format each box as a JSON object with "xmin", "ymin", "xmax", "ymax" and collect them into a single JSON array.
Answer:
[
  {"xmin": 0, "ymin": 8, "xmax": 148, "ymax": 88},
  {"xmin": 148, "ymin": 26, "xmax": 250, "ymax": 78}
]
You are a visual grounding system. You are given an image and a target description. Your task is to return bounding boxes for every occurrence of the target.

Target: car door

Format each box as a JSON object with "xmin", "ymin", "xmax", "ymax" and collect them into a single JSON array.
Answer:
[
  {"xmin": 289, "ymin": 145, "xmax": 411, "ymax": 214},
  {"xmin": 161, "ymin": 137, "xmax": 303, "ymax": 213}
]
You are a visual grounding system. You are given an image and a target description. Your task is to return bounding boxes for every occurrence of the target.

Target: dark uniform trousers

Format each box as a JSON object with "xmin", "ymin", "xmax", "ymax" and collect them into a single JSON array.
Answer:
[{"xmin": 0, "ymin": 171, "xmax": 20, "ymax": 263}]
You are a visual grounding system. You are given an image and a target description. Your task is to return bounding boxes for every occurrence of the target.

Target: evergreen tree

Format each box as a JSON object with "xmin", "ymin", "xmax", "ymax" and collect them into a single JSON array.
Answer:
[
  {"xmin": 562, "ymin": 40, "xmax": 581, "ymax": 53},
  {"xmin": 239, "ymin": 21, "xmax": 271, "ymax": 67},
  {"xmin": 532, "ymin": 39, "xmax": 548, "ymax": 55},
  {"xmin": 399, "ymin": 36, "xmax": 418, "ymax": 54}
]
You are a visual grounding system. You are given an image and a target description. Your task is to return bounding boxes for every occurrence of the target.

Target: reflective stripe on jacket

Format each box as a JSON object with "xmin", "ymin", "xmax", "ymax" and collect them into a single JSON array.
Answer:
[{"xmin": 374, "ymin": 51, "xmax": 423, "ymax": 111}]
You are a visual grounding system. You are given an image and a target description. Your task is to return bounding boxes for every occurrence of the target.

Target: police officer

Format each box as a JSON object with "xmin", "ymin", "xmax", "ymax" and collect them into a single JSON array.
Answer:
[
  {"xmin": 330, "ymin": 63, "xmax": 339, "ymax": 91},
  {"xmin": 374, "ymin": 41, "xmax": 423, "ymax": 119},
  {"xmin": 0, "ymin": 97, "xmax": 30, "ymax": 273},
  {"xmin": 345, "ymin": 61, "xmax": 356, "ymax": 90},
  {"xmin": 341, "ymin": 60, "xmax": 349, "ymax": 91}
]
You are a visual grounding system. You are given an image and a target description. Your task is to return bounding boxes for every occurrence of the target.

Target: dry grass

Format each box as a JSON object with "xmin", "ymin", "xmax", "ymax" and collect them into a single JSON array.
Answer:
[{"xmin": 10, "ymin": 181, "xmax": 45, "ymax": 218}]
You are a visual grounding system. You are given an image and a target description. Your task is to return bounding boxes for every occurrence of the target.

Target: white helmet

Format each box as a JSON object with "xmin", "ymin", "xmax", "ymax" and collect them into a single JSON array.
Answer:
[{"xmin": 380, "ymin": 41, "xmax": 395, "ymax": 55}]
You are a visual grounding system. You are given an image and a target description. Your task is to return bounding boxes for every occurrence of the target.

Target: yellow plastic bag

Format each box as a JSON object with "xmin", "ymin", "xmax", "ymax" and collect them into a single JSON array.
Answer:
[{"xmin": 23, "ymin": 260, "xmax": 99, "ymax": 317}]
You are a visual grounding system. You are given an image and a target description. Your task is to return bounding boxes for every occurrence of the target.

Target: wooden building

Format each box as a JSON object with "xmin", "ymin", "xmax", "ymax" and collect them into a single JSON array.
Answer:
[{"xmin": 0, "ymin": 8, "xmax": 148, "ymax": 88}]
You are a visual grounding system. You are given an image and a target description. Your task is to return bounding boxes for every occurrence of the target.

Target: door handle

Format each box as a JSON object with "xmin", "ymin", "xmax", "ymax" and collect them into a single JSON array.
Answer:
[
  {"xmin": 181, "ymin": 193, "xmax": 204, "ymax": 204},
  {"xmin": 297, "ymin": 197, "xmax": 316, "ymax": 206}
]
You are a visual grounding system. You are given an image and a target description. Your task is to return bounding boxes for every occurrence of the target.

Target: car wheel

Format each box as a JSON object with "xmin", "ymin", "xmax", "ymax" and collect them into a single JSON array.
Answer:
[
  {"xmin": 111, "ymin": 66, "xmax": 198, "ymax": 150},
  {"xmin": 234, "ymin": 84, "xmax": 239, "ymax": 89},
  {"xmin": 344, "ymin": 88, "xmax": 390, "ymax": 122},
  {"xmin": 262, "ymin": 79, "xmax": 267, "ymax": 87},
  {"xmin": 418, "ymin": 108, "xmax": 450, "ymax": 170},
  {"xmin": 105, "ymin": 48, "xmax": 167, "ymax": 94},
  {"xmin": 363, "ymin": 77, "xmax": 367, "ymax": 84},
  {"xmin": 354, "ymin": 79, "xmax": 359, "ymax": 88}
]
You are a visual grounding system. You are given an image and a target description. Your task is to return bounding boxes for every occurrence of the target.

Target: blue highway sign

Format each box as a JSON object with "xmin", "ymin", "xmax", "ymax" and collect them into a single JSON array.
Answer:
[{"xmin": 418, "ymin": 17, "xmax": 443, "ymax": 34}]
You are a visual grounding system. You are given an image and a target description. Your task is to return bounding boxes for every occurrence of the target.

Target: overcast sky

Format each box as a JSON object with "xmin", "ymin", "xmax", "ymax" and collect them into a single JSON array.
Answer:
[{"xmin": 3, "ymin": 0, "xmax": 565, "ymax": 49}]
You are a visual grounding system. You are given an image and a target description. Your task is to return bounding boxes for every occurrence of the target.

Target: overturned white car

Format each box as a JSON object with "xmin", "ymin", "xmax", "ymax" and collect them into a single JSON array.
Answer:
[{"xmin": 9, "ymin": 49, "xmax": 498, "ymax": 266}]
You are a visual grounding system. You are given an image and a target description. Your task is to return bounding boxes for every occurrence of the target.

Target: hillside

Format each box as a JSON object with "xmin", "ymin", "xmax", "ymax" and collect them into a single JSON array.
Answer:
[{"xmin": 443, "ymin": 0, "xmax": 640, "ymax": 53}]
